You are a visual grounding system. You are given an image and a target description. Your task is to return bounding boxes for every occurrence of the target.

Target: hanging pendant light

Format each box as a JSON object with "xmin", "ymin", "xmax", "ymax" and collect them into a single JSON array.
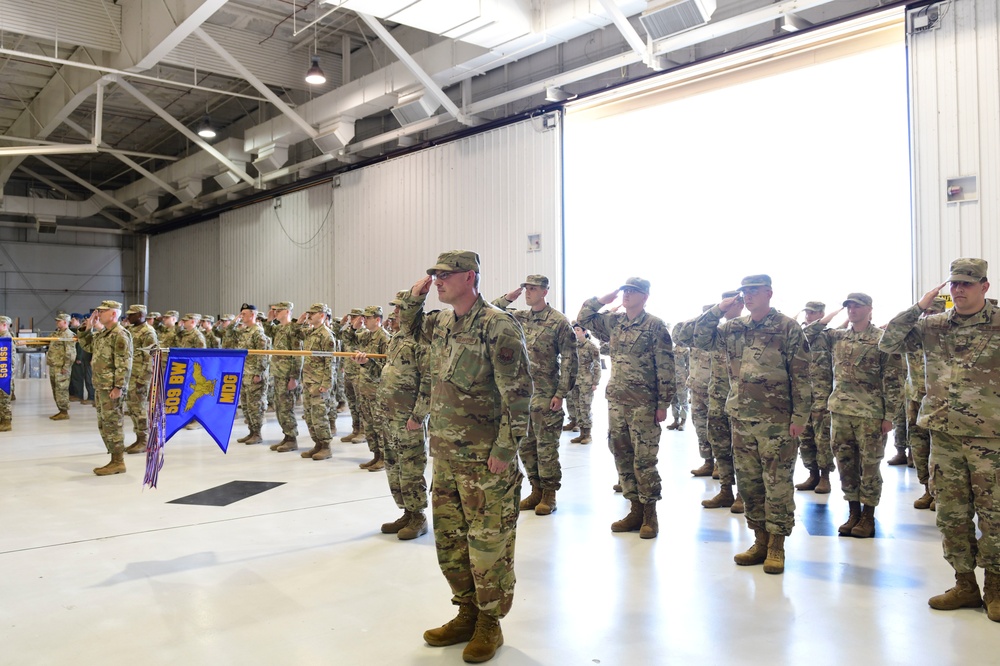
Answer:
[
  {"xmin": 196, "ymin": 115, "xmax": 216, "ymax": 139},
  {"xmin": 305, "ymin": 56, "xmax": 326, "ymax": 85}
]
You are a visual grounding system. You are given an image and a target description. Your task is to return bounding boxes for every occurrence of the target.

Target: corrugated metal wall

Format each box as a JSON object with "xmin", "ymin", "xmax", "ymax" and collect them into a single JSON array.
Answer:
[
  {"xmin": 148, "ymin": 115, "xmax": 563, "ymax": 319},
  {"xmin": 909, "ymin": 0, "xmax": 999, "ymax": 294}
]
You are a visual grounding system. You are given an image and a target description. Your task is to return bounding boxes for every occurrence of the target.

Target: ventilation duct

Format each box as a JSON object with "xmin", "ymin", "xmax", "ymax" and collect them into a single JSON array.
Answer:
[
  {"xmin": 391, "ymin": 90, "xmax": 441, "ymax": 126},
  {"xmin": 35, "ymin": 215, "xmax": 57, "ymax": 234},
  {"xmin": 640, "ymin": 0, "xmax": 717, "ymax": 40}
]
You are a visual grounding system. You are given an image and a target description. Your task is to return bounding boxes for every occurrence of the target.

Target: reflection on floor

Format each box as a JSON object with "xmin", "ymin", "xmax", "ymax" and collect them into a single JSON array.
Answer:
[{"xmin": 2, "ymin": 378, "xmax": 997, "ymax": 665}]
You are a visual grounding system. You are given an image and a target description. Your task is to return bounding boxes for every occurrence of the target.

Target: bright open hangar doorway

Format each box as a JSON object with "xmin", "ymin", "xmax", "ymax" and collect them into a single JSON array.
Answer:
[{"xmin": 562, "ymin": 19, "xmax": 911, "ymax": 330}]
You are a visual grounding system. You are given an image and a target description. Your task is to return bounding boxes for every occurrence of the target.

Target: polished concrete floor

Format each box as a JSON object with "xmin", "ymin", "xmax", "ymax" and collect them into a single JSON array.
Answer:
[{"xmin": 2, "ymin": 378, "xmax": 998, "ymax": 666}]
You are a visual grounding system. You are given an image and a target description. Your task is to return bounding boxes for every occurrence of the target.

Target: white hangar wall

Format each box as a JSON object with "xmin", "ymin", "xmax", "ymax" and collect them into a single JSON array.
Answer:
[
  {"xmin": 909, "ymin": 0, "xmax": 1000, "ymax": 294},
  {"xmin": 147, "ymin": 114, "xmax": 563, "ymax": 319}
]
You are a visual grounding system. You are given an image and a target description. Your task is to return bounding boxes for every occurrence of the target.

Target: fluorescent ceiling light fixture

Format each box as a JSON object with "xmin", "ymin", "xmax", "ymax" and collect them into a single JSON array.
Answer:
[
  {"xmin": 196, "ymin": 116, "xmax": 217, "ymax": 139},
  {"xmin": 780, "ymin": 14, "xmax": 813, "ymax": 32},
  {"xmin": 0, "ymin": 143, "xmax": 99, "ymax": 157},
  {"xmin": 305, "ymin": 56, "xmax": 327, "ymax": 85}
]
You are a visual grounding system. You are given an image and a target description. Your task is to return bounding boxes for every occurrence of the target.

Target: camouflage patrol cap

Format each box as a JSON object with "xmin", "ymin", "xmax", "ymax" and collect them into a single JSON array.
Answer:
[
  {"xmin": 803, "ymin": 301, "xmax": 826, "ymax": 312},
  {"xmin": 842, "ymin": 293, "xmax": 872, "ymax": 307},
  {"xmin": 163, "ymin": 310, "xmax": 180, "ymax": 319},
  {"xmin": 95, "ymin": 300, "xmax": 122, "ymax": 311},
  {"xmin": 364, "ymin": 305, "xmax": 383, "ymax": 318},
  {"xmin": 521, "ymin": 275, "xmax": 550, "ymax": 289},
  {"xmin": 349, "ymin": 308, "xmax": 364, "ymax": 317},
  {"xmin": 271, "ymin": 301, "xmax": 293, "ymax": 311},
  {"xmin": 148, "ymin": 311, "xmax": 160, "ymax": 318},
  {"xmin": 426, "ymin": 250, "xmax": 480, "ymax": 275},
  {"xmin": 126, "ymin": 304, "xmax": 147, "ymax": 316},
  {"xmin": 181, "ymin": 313, "xmax": 202, "ymax": 321},
  {"xmin": 721, "ymin": 290, "xmax": 741, "ymax": 299},
  {"xmin": 949, "ymin": 258, "xmax": 988, "ymax": 283},
  {"xmin": 926, "ymin": 297, "xmax": 948, "ymax": 314},
  {"xmin": 201, "ymin": 315, "xmax": 216, "ymax": 324},
  {"xmin": 307, "ymin": 303, "xmax": 332, "ymax": 315},
  {"xmin": 737, "ymin": 275, "xmax": 771, "ymax": 291},
  {"xmin": 55, "ymin": 313, "xmax": 71, "ymax": 322},
  {"xmin": 389, "ymin": 290, "xmax": 408, "ymax": 307},
  {"xmin": 220, "ymin": 314, "xmax": 235, "ymax": 321},
  {"xmin": 0, "ymin": 315, "xmax": 10, "ymax": 325},
  {"xmin": 619, "ymin": 277, "xmax": 650, "ymax": 295}
]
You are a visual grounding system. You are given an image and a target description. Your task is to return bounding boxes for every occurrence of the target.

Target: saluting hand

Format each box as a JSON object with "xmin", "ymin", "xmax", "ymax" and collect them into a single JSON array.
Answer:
[
  {"xmin": 598, "ymin": 289, "xmax": 620, "ymax": 305},
  {"xmin": 505, "ymin": 286, "xmax": 524, "ymax": 302},
  {"xmin": 719, "ymin": 295, "xmax": 740, "ymax": 311},
  {"xmin": 412, "ymin": 275, "xmax": 432, "ymax": 297},
  {"xmin": 820, "ymin": 307, "xmax": 844, "ymax": 327},
  {"xmin": 918, "ymin": 281, "xmax": 948, "ymax": 310}
]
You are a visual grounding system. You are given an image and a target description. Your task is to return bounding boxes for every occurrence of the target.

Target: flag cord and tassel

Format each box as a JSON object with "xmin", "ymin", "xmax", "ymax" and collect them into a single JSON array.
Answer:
[{"xmin": 143, "ymin": 348, "xmax": 168, "ymax": 488}]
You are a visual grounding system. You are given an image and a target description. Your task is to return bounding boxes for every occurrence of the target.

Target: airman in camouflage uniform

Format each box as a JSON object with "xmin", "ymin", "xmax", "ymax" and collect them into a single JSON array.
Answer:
[
  {"xmin": 158, "ymin": 311, "xmax": 180, "ymax": 349},
  {"xmin": 904, "ymin": 296, "xmax": 948, "ymax": 510},
  {"xmin": 400, "ymin": 251, "xmax": 531, "ymax": 663},
  {"xmin": 344, "ymin": 305, "xmax": 390, "ymax": 470},
  {"xmin": 0, "ymin": 316, "xmax": 13, "ymax": 431},
  {"xmin": 267, "ymin": 302, "xmax": 303, "ymax": 452},
  {"xmin": 295, "ymin": 303, "xmax": 337, "ymax": 460},
  {"xmin": 199, "ymin": 316, "xmax": 220, "ymax": 349},
  {"xmin": 124, "ymin": 304, "xmax": 158, "ymax": 454},
  {"xmin": 494, "ymin": 275, "xmax": 577, "ymax": 516},
  {"xmin": 77, "ymin": 300, "xmax": 133, "ymax": 476},
  {"xmin": 336, "ymin": 308, "xmax": 367, "ymax": 444},
  {"xmin": 673, "ymin": 307, "xmax": 715, "ymax": 477},
  {"xmin": 805, "ymin": 293, "xmax": 904, "ymax": 538},
  {"xmin": 566, "ymin": 322, "xmax": 601, "ymax": 444},
  {"xmin": 667, "ymin": 343, "xmax": 689, "ymax": 430},
  {"xmin": 880, "ymin": 258, "xmax": 1000, "ymax": 619},
  {"xmin": 176, "ymin": 314, "xmax": 207, "ymax": 349},
  {"xmin": 693, "ymin": 275, "xmax": 810, "ymax": 574},
  {"xmin": 578, "ymin": 277, "xmax": 675, "ymax": 539},
  {"xmin": 46, "ymin": 313, "xmax": 77, "ymax": 420},
  {"xmin": 224, "ymin": 303, "xmax": 271, "ymax": 445},
  {"xmin": 795, "ymin": 301, "xmax": 836, "ymax": 495},
  {"xmin": 376, "ymin": 291, "xmax": 430, "ymax": 540}
]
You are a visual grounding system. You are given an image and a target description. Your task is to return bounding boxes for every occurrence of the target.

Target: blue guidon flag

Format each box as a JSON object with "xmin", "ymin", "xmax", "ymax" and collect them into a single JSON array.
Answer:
[
  {"xmin": 163, "ymin": 349, "xmax": 247, "ymax": 453},
  {"xmin": 0, "ymin": 337, "xmax": 11, "ymax": 395}
]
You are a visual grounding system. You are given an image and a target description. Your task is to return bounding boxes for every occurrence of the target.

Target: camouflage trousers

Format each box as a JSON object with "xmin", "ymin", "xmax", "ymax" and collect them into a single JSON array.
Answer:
[
  {"xmin": 907, "ymin": 399, "xmax": 931, "ymax": 485},
  {"xmin": 798, "ymin": 409, "xmax": 835, "ymax": 473},
  {"xmin": 731, "ymin": 418, "xmax": 797, "ymax": 536},
  {"xmin": 432, "ymin": 456, "xmax": 522, "ymax": 619},
  {"xmin": 48, "ymin": 368, "xmax": 71, "ymax": 411},
  {"xmin": 520, "ymin": 396, "xmax": 563, "ymax": 490},
  {"xmin": 608, "ymin": 401, "xmax": 662, "ymax": 504},
  {"xmin": 385, "ymin": 417, "xmax": 428, "ymax": 512},
  {"xmin": 690, "ymin": 389, "xmax": 711, "ymax": 460},
  {"xmin": 566, "ymin": 383, "xmax": 596, "ymax": 429},
  {"xmin": 95, "ymin": 390, "xmax": 125, "ymax": 454},
  {"xmin": 356, "ymin": 386, "xmax": 384, "ymax": 455},
  {"xmin": 831, "ymin": 413, "xmax": 887, "ymax": 506},
  {"xmin": 240, "ymin": 374, "xmax": 268, "ymax": 433},
  {"xmin": 302, "ymin": 386, "xmax": 332, "ymax": 444},
  {"xmin": 706, "ymin": 400, "xmax": 735, "ymax": 485},
  {"xmin": 335, "ymin": 363, "xmax": 347, "ymax": 405},
  {"xmin": 273, "ymin": 376, "xmax": 300, "ymax": 438},
  {"xmin": 892, "ymin": 399, "xmax": 908, "ymax": 452},
  {"xmin": 0, "ymin": 386, "xmax": 10, "ymax": 421},
  {"xmin": 126, "ymin": 380, "xmax": 151, "ymax": 437},
  {"xmin": 930, "ymin": 431, "xmax": 1000, "ymax": 574},
  {"xmin": 344, "ymin": 375, "xmax": 363, "ymax": 430},
  {"xmin": 671, "ymin": 386, "xmax": 689, "ymax": 425}
]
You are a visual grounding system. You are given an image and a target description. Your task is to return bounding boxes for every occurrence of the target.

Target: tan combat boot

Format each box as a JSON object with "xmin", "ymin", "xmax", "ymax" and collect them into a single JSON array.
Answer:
[
  {"xmin": 276, "ymin": 436, "xmax": 298, "ymax": 452},
  {"xmin": 702, "ymin": 484, "xmax": 735, "ymax": 509},
  {"xmin": 886, "ymin": 448, "xmax": 908, "ymax": 465},
  {"xmin": 850, "ymin": 505, "xmax": 876, "ymax": 538},
  {"xmin": 639, "ymin": 503, "xmax": 658, "ymax": 539},
  {"xmin": 913, "ymin": 485, "xmax": 933, "ymax": 509},
  {"xmin": 301, "ymin": 441, "xmax": 322, "ymax": 459},
  {"xmin": 270, "ymin": 434, "xmax": 294, "ymax": 451},
  {"xmin": 462, "ymin": 613, "xmax": 504, "ymax": 663},
  {"xmin": 519, "ymin": 484, "xmax": 542, "ymax": 511},
  {"xmin": 795, "ymin": 467, "xmax": 820, "ymax": 491},
  {"xmin": 237, "ymin": 431, "xmax": 254, "ymax": 443},
  {"xmin": 814, "ymin": 470, "xmax": 832, "ymax": 494},
  {"xmin": 611, "ymin": 500, "xmax": 643, "ymax": 532},
  {"xmin": 94, "ymin": 450, "xmax": 126, "ymax": 476},
  {"xmin": 690, "ymin": 458, "xmax": 714, "ymax": 477},
  {"xmin": 340, "ymin": 427, "xmax": 357, "ymax": 443},
  {"xmin": 763, "ymin": 534, "xmax": 785, "ymax": 574},
  {"xmin": 983, "ymin": 571, "xmax": 1000, "ymax": 622},
  {"xmin": 571, "ymin": 428, "xmax": 592, "ymax": 444},
  {"xmin": 838, "ymin": 501, "xmax": 862, "ymax": 536},
  {"xmin": 311, "ymin": 442, "xmax": 332, "ymax": 460},
  {"xmin": 125, "ymin": 434, "xmax": 147, "ymax": 455},
  {"xmin": 49, "ymin": 410, "xmax": 69, "ymax": 421},
  {"xmin": 243, "ymin": 430, "xmax": 263, "ymax": 445},
  {"xmin": 424, "ymin": 603, "xmax": 479, "ymax": 647},
  {"xmin": 734, "ymin": 527, "xmax": 769, "ymax": 566},
  {"xmin": 928, "ymin": 571, "xmax": 983, "ymax": 610},
  {"xmin": 381, "ymin": 511, "xmax": 411, "ymax": 534},
  {"xmin": 535, "ymin": 489, "xmax": 557, "ymax": 516},
  {"xmin": 731, "ymin": 493, "xmax": 745, "ymax": 514},
  {"xmin": 562, "ymin": 420, "xmax": 578, "ymax": 432},
  {"xmin": 398, "ymin": 511, "xmax": 428, "ymax": 540},
  {"xmin": 367, "ymin": 451, "xmax": 385, "ymax": 471},
  {"xmin": 0, "ymin": 418, "xmax": 10, "ymax": 432}
]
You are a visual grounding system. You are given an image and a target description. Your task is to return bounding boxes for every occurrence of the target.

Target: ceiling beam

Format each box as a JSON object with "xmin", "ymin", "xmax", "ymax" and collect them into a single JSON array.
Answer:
[{"xmin": 35, "ymin": 155, "xmax": 141, "ymax": 221}]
